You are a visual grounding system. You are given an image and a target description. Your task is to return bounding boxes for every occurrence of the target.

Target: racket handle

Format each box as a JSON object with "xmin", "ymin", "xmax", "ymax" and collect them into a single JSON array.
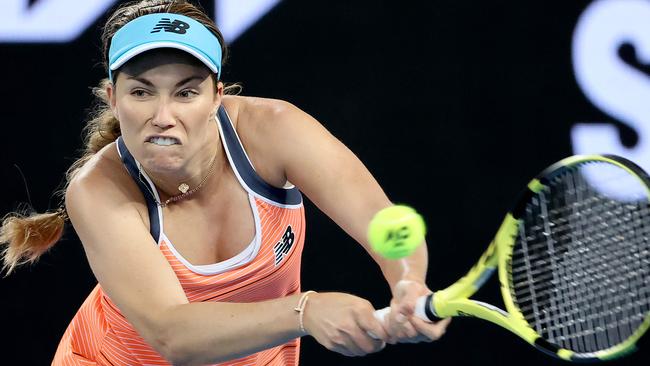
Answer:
[
  {"xmin": 372, "ymin": 293, "xmax": 440, "ymax": 323},
  {"xmin": 368, "ymin": 294, "xmax": 439, "ymax": 340},
  {"xmin": 419, "ymin": 293, "xmax": 442, "ymax": 321}
]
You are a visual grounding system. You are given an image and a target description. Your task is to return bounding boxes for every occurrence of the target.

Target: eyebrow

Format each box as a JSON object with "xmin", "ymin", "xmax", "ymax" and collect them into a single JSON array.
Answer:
[{"xmin": 126, "ymin": 75, "xmax": 207, "ymax": 88}]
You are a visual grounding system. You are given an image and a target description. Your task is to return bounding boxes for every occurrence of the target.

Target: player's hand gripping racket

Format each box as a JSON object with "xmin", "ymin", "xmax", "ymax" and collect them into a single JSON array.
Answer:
[{"xmin": 375, "ymin": 154, "xmax": 650, "ymax": 361}]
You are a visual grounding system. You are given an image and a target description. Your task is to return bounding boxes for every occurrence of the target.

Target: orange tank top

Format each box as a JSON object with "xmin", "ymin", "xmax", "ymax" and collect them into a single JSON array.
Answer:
[{"xmin": 52, "ymin": 106, "xmax": 306, "ymax": 365}]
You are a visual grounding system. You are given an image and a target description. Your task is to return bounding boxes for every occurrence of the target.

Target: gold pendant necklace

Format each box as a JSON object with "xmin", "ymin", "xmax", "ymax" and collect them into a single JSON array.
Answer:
[{"xmin": 138, "ymin": 150, "xmax": 219, "ymax": 207}]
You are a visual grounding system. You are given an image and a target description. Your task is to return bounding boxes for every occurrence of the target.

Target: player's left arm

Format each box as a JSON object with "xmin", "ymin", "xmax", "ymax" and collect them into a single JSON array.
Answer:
[{"xmin": 247, "ymin": 99, "xmax": 449, "ymax": 342}]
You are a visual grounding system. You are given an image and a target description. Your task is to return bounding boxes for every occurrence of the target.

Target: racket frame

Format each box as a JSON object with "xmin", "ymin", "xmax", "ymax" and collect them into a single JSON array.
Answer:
[{"xmin": 429, "ymin": 154, "xmax": 650, "ymax": 361}]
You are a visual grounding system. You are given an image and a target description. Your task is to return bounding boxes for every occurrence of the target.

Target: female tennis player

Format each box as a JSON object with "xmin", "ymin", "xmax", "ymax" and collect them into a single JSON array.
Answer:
[{"xmin": 0, "ymin": 1, "xmax": 449, "ymax": 364}]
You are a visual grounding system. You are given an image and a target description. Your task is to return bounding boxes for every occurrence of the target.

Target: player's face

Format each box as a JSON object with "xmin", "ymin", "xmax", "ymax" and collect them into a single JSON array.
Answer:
[{"xmin": 108, "ymin": 49, "xmax": 222, "ymax": 175}]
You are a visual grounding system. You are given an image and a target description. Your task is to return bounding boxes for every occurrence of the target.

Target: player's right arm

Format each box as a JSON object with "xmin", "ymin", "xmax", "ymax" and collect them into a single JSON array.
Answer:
[{"xmin": 65, "ymin": 150, "xmax": 387, "ymax": 365}]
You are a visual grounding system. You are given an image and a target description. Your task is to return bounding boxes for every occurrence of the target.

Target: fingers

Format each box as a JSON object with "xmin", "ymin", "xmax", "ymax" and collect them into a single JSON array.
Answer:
[
  {"xmin": 353, "ymin": 305, "xmax": 388, "ymax": 353},
  {"xmin": 409, "ymin": 316, "xmax": 451, "ymax": 342},
  {"xmin": 359, "ymin": 308, "xmax": 389, "ymax": 342},
  {"xmin": 387, "ymin": 293, "xmax": 419, "ymax": 343},
  {"xmin": 342, "ymin": 330, "xmax": 386, "ymax": 356},
  {"xmin": 386, "ymin": 317, "xmax": 450, "ymax": 344},
  {"xmin": 393, "ymin": 280, "xmax": 420, "ymax": 317},
  {"xmin": 329, "ymin": 334, "xmax": 366, "ymax": 357},
  {"xmin": 386, "ymin": 280, "xmax": 449, "ymax": 344},
  {"xmin": 387, "ymin": 311, "xmax": 419, "ymax": 343},
  {"xmin": 328, "ymin": 320, "xmax": 386, "ymax": 356},
  {"xmin": 318, "ymin": 321, "xmax": 385, "ymax": 357},
  {"xmin": 310, "ymin": 293, "xmax": 387, "ymax": 357}
]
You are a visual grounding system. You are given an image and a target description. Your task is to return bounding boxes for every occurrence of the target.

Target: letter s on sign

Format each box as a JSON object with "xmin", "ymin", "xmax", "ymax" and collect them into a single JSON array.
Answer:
[{"xmin": 572, "ymin": 0, "xmax": 650, "ymax": 171}]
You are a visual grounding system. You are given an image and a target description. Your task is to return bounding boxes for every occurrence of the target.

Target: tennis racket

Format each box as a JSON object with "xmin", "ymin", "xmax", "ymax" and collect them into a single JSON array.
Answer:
[{"xmin": 374, "ymin": 154, "xmax": 650, "ymax": 361}]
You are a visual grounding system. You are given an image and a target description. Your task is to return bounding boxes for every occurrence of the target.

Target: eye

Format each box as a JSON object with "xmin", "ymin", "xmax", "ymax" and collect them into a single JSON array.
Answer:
[
  {"xmin": 177, "ymin": 89, "xmax": 199, "ymax": 98},
  {"xmin": 130, "ymin": 89, "xmax": 150, "ymax": 98}
]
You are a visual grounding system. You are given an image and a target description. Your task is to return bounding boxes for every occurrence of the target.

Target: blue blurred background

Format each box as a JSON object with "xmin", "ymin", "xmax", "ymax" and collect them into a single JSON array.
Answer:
[{"xmin": 1, "ymin": 0, "xmax": 649, "ymax": 364}]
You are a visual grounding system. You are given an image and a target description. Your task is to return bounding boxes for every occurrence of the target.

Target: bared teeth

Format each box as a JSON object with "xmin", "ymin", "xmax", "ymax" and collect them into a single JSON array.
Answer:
[{"xmin": 149, "ymin": 137, "xmax": 178, "ymax": 146}]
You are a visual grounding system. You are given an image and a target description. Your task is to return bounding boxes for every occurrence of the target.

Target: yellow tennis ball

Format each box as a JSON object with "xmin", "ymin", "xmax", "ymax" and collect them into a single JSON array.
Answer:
[{"xmin": 367, "ymin": 205, "xmax": 426, "ymax": 259}]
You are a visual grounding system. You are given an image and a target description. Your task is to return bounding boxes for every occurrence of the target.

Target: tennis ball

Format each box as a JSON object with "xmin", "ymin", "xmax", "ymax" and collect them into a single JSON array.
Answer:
[{"xmin": 367, "ymin": 205, "xmax": 426, "ymax": 259}]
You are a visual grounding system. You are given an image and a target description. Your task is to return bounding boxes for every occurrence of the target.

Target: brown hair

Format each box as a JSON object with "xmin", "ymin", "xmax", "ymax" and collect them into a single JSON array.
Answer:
[{"xmin": 0, "ymin": 0, "xmax": 232, "ymax": 275}]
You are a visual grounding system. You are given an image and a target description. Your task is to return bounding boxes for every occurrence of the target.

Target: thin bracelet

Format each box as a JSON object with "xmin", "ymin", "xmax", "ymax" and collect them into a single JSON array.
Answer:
[{"xmin": 294, "ymin": 290, "xmax": 317, "ymax": 333}]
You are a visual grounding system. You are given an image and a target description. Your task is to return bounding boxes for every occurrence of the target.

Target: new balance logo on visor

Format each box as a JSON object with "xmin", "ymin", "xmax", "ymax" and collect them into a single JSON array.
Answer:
[
  {"xmin": 151, "ymin": 18, "xmax": 190, "ymax": 34},
  {"xmin": 274, "ymin": 226, "xmax": 294, "ymax": 266}
]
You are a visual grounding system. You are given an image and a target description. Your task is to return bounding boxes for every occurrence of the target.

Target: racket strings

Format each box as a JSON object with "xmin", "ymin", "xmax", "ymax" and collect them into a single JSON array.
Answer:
[
  {"xmin": 521, "ymin": 214, "xmax": 649, "ymax": 352},
  {"xmin": 555, "ymin": 177, "xmax": 650, "ymax": 350},
  {"xmin": 509, "ymin": 164, "xmax": 650, "ymax": 355},
  {"xmin": 538, "ymin": 180, "xmax": 650, "ymax": 352},
  {"xmin": 512, "ymin": 214, "xmax": 650, "ymax": 285}
]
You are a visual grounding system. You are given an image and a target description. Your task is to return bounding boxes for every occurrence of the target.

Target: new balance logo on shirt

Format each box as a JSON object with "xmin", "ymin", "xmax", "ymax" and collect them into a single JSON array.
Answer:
[
  {"xmin": 274, "ymin": 226, "xmax": 294, "ymax": 265},
  {"xmin": 151, "ymin": 18, "xmax": 190, "ymax": 34}
]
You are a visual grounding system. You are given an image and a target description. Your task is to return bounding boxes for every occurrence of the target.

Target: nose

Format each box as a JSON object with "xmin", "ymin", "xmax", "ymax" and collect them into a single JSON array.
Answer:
[{"xmin": 151, "ymin": 98, "xmax": 176, "ymax": 129}]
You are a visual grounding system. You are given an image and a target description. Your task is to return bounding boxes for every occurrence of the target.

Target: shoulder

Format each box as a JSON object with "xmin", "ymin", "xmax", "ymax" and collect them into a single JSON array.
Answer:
[
  {"xmin": 222, "ymin": 95, "xmax": 309, "ymax": 131},
  {"xmin": 224, "ymin": 95, "xmax": 325, "ymax": 150},
  {"xmin": 221, "ymin": 96, "xmax": 322, "ymax": 187},
  {"xmin": 66, "ymin": 143, "xmax": 145, "ymax": 218}
]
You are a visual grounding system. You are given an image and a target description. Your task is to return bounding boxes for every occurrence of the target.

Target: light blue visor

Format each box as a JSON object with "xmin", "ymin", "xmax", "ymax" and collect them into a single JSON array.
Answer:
[{"xmin": 108, "ymin": 13, "xmax": 222, "ymax": 82}]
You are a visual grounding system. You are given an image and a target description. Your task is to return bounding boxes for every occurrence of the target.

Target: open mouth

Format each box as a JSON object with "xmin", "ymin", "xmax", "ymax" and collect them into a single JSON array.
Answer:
[{"xmin": 147, "ymin": 136, "xmax": 180, "ymax": 146}]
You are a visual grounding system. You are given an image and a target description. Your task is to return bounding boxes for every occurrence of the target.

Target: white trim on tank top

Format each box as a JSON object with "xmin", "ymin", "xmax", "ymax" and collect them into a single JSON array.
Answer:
[
  {"xmin": 158, "ymin": 194, "xmax": 262, "ymax": 276},
  {"xmin": 131, "ymin": 157, "xmax": 262, "ymax": 276}
]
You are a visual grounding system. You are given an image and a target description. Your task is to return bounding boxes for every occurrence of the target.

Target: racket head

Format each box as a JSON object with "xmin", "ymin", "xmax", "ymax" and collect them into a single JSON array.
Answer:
[{"xmin": 497, "ymin": 154, "xmax": 650, "ymax": 361}]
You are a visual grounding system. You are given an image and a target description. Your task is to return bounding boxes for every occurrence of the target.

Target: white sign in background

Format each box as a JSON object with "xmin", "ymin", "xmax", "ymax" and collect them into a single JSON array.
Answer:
[
  {"xmin": 0, "ymin": 0, "xmax": 281, "ymax": 43},
  {"xmin": 572, "ymin": 0, "xmax": 650, "ymax": 170}
]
